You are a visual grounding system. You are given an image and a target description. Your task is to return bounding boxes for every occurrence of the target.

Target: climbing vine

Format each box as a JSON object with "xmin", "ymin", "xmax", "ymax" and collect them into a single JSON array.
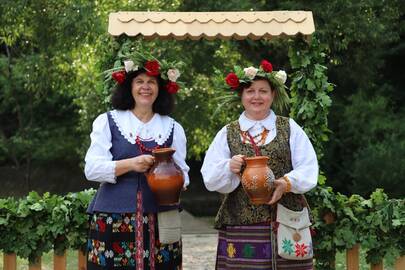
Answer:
[{"xmin": 289, "ymin": 37, "xmax": 334, "ymax": 159}]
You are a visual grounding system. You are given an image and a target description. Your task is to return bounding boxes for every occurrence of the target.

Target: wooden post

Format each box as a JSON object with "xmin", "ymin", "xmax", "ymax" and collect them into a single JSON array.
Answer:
[
  {"xmin": 346, "ymin": 244, "xmax": 360, "ymax": 270},
  {"xmin": 28, "ymin": 257, "xmax": 41, "ymax": 270},
  {"xmin": 4, "ymin": 253, "xmax": 17, "ymax": 270},
  {"xmin": 54, "ymin": 250, "xmax": 67, "ymax": 270},
  {"xmin": 395, "ymin": 255, "xmax": 405, "ymax": 270},
  {"xmin": 78, "ymin": 250, "xmax": 87, "ymax": 270},
  {"xmin": 370, "ymin": 262, "xmax": 383, "ymax": 270}
]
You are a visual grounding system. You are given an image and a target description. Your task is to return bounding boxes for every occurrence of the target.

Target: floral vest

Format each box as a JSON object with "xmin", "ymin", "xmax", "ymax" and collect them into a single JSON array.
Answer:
[{"xmin": 214, "ymin": 116, "xmax": 308, "ymax": 229}]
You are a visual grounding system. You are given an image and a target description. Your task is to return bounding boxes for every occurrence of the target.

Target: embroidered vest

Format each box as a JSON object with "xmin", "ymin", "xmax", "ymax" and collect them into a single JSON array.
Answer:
[
  {"xmin": 214, "ymin": 116, "xmax": 307, "ymax": 229},
  {"xmin": 87, "ymin": 111, "xmax": 175, "ymax": 214}
]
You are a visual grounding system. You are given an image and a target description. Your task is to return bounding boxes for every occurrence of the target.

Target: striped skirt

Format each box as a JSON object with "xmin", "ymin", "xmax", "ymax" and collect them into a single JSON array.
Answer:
[
  {"xmin": 87, "ymin": 192, "xmax": 182, "ymax": 270},
  {"xmin": 216, "ymin": 224, "xmax": 313, "ymax": 270}
]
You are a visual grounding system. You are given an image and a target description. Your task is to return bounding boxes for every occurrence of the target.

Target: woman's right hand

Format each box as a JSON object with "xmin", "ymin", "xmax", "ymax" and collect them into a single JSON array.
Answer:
[
  {"xmin": 229, "ymin": 154, "xmax": 245, "ymax": 174},
  {"xmin": 132, "ymin": 155, "xmax": 155, "ymax": 172}
]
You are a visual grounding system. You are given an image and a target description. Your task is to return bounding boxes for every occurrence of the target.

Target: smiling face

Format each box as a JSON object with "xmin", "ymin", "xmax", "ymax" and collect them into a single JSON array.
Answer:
[
  {"xmin": 131, "ymin": 72, "xmax": 159, "ymax": 110},
  {"xmin": 241, "ymin": 79, "xmax": 275, "ymax": 120}
]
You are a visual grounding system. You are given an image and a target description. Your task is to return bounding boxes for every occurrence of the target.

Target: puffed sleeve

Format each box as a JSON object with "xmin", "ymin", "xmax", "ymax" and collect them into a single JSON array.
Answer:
[
  {"xmin": 84, "ymin": 113, "xmax": 117, "ymax": 183},
  {"xmin": 201, "ymin": 126, "xmax": 241, "ymax": 193},
  {"xmin": 172, "ymin": 122, "xmax": 190, "ymax": 187},
  {"xmin": 284, "ymin": 118, "xmax": 319, "ymax": 193}
]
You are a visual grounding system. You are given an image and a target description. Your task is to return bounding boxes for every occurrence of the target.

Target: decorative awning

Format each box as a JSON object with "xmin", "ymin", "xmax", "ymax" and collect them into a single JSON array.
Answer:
[{"xmin": 108, "ymin": 11, "xmax": 315, "ymax": 40}]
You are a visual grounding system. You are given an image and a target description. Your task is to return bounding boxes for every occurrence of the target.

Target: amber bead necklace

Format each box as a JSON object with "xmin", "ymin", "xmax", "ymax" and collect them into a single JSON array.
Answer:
[{"xmin": 240, "ymin": 129, "xmax": 269, "ymax": 146}]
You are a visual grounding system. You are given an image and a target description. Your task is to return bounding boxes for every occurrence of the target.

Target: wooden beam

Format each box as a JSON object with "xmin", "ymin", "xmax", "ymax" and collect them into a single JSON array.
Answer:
[
  {"xmin": 346, "ymin": 244, "xmax": 360, "ymax": 270},
  {"xmin": 395, "ymin": 256, "xmax": 405, "ymax": 270},
  {"xmin": 54, "ymin": 251, "xmax": 66, "ymax": 270},
  {"xmin": 3, "ymin": 253, "xmax": 17, "ymax": 270},
  {"xmin": 78, "ymin": 250, "xmax": 87, "ymax": 270}
]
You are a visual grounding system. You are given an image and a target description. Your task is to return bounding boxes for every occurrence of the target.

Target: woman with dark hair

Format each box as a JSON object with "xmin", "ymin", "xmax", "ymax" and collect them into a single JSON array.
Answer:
[
  {"xmin": 84, "ymin": 54, "xmax": 189, "ymax": 270},
  {"xmin": 201, "ymin": 60, "xmax": 318, "ymax": 269}
]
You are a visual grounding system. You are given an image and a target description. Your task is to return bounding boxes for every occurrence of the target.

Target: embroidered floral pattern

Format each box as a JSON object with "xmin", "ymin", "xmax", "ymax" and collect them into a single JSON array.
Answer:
[
  {"xmin": 87, "ymin": 239, "xmax": 107, "ymax": 266},
  {"xmin": 112, "ymin": 241, "xmax": 137, "ymax": 267},
  {"xmin": 242, "ymin": 244, "xmax": 255, "ymax": 258},
  {"xmin": 281, "ymin": 238, "xmax": 294, "ymax": 255},
  {"xmin": 112, "ymin": 213, "xmax": 136, "ymax": 232},
  {"xmin": 227, "ymin": 243, "xmax": 237, "ymax": 258},
  {"xmin": 88, "ymin": 211, "xmax": 182, "ymax": 269},
  {"xmin": 262, "ymin": 244, "xmax": 271, "ymax": 258},
  {"xmin": 135, "ymin": 191, "xmax": 144, "ymax": 270},
  {"xmin": 295, "ymin": 242, "xmax": 309, "ymax": 257},
  {"xmin": 156, "ymin": 243, "xmax": 181, "ymax": 264}
]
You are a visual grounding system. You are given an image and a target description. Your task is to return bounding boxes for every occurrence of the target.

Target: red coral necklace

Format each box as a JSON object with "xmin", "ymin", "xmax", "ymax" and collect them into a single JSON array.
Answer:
[{"xmin": 135, "ymin": 135, "xmax": 159, "ymax": 154}]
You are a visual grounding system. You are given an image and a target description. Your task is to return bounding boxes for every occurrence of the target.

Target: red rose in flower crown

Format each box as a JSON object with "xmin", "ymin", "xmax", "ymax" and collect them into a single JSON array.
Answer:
[
  {"xmin": 106, "ymin": 46, "xmax": 184, "ymax": 95},
  {"xmin": 225, "ymin": 72, "xmax": 240, "ymax": 89},
  {"xmin": 165, "ymin": 81, "xmax": 180, "ymax": 94},
  {"xmin": 144, "ymin": 60, "xmax": 160, "ymax": 76},
  {"xmin": 112, "ymin": 70, "xmax": 126, "ymax": 84},
  {"xmin": 222, "ymin": 60, "xmax": 289, "ymax": 112},
  {"xmin": 260, "ymin": 60, "xmax": 273, "ymax": 73}
]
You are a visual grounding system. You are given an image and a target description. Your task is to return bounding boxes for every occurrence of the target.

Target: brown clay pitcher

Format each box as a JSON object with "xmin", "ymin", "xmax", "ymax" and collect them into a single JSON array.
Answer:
[
  {"xmin": 146, "ymin": 147, "xmax": 184, "ymax": 205},
  {"xmin": 241, "ymin": 156, "xmax": 275, "ymax": 205}
]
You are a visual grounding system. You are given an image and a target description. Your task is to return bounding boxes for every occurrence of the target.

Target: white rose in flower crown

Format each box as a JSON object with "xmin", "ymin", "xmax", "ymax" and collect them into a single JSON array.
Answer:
[
  {"xmin": 167, "ymin": 68, "xmax": 180, "ymax": 82},
  {"xmin": 275, "ymin": 70, "xmax": 287, "ymax": 84},
  {"xmin": 243, "ymin": 66, "xmax": 258, "ymax": 80},
  {"xmin": 124, "ymin": 60, "xmax": 138, "ymax": 72}
]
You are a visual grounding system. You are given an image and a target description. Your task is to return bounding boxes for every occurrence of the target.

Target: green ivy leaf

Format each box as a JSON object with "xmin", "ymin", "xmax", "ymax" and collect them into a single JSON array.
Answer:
[{"xmin": 306, "ymin": 79, "xmax": 316, "ymax": 91}]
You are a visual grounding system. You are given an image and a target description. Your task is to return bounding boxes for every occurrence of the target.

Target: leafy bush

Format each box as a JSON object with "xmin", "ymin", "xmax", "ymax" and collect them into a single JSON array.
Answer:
[
  {"xmin": 0, "ymin": 189, "xmax": 95, "ymax": 262},
  {"xmin": 0, "ymin": 188, "xmax": 403, "ymax": 268}
]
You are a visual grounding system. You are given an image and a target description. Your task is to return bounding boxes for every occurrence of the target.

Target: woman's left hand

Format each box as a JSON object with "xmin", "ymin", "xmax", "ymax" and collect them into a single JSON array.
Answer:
[{"xmin": 267, "ymin": 178, "xmax": 288, "ymax": 205}]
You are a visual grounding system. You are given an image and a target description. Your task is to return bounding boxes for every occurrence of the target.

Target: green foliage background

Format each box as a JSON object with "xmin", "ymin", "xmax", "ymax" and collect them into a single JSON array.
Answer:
[{"xmin": 0, "ymin": 0, "xmax": 404, "ymax": 268}]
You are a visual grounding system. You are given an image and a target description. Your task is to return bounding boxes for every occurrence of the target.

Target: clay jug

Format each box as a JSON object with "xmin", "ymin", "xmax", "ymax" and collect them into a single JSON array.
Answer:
[
  {"xmin": 146, "ymin": 147, "xmax": 184, "ymax": 205},
  {"xmin": 241, "ymin": 156, "xmax": 275, "ymax": 205}
]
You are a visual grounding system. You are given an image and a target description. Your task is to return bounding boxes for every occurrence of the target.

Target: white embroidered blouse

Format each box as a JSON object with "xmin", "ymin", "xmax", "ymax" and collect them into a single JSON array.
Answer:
[
  {"xmin": 84, "ymin": 110, "xmax": 190, "ymax": 186},
  {"xmin": 201, "ymin": 110, "xmax": 318, "ymax": 194}
]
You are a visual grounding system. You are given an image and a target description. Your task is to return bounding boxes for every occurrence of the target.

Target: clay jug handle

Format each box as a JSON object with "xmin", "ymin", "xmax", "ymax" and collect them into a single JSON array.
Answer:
[
  {"xmin": 144, "ymin": 163, "xmax": 154, "ymax": 177},
  {"xmin": 240, "ymin": 155, "xmax": 247, "ymax": 166},
  {"xmin": 144, "ymin": 155, "xmax": 156, "ymax": 177},
  {"xmin": 239, "ymin": 155, "xmax": 246, "ymax": 176}
]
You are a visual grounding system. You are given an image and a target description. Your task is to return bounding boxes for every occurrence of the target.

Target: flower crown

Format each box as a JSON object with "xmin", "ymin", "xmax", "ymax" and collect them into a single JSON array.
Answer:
[
  {"xmin": 224, "ymin": 60, "xmax": 289, "ymax": 111},
  {"xmin": 107, "ymin": 46, "xmax": 183, "ymax": 94}
]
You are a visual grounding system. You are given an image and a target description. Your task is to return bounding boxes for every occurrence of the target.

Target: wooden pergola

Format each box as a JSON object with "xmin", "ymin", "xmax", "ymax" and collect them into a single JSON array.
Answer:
[{"xmin": 108, "ymin": 11, "xmax": 315, "ymax": 40}]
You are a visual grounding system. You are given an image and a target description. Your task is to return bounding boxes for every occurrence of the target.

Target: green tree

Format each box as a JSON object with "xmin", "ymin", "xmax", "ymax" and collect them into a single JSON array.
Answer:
[
  {"xmin": 327, "ymin": 91, "xmax": 405, "ymax": 197},
  {"xmin": 0, "ymin": 0, "xmax": 102, "ymax": 190}
]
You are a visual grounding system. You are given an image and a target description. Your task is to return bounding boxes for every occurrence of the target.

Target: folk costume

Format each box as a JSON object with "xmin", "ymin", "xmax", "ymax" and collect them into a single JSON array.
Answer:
[
  {"xmin": 202, "ymin": 111, "xmax": 317, "ymax": 269},
  {"xmin": 202, "ymin": 59, "xmax": 318, "ymax": 270},
  {"xmin": 84, "ymin": 48, "xmax": 189, "ymax": 270},
  {"xmin": 85, "ymin": 110, "xmax": 189, "ymax": 270}
]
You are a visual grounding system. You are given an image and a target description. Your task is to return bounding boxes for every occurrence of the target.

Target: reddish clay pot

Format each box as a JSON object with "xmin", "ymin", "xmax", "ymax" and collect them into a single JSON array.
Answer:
[
  {"xmin": 241, "ymin": 156, "xmax": 275, "ymax": 205},
  {"xmin": 146, "ymin": 147, "xmax": 184, "ymax": 205}
]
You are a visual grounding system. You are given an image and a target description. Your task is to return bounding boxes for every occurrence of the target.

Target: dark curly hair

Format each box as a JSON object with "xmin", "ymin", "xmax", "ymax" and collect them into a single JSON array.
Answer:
[{"xmin": 111, "ymin": 69, "xmax": 174, "ymax": 115}]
